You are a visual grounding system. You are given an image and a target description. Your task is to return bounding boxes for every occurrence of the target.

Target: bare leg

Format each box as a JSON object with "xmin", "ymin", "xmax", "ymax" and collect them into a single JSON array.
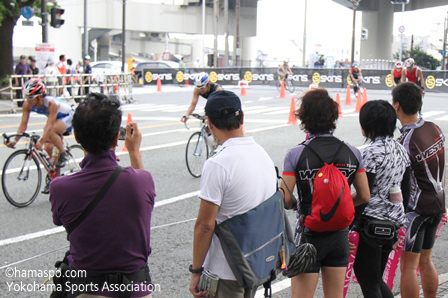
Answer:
[
  {"xmin": 321, "ymin": 267, "xmax": 346, "ymax": 298},
  {"xmin": 419, "ymin": 249, "xmax": 438, "ymax": 298},
  {"xmin": 291, "ymin": 273, "xmax": 319, "ymax": 298},
  {"xmin": 400, "ymin": 251, "xmax": 421, "ymax": 298},
  {"xmin": 47, "ymin": 119, "xmax": 67, "ymax": 153}
]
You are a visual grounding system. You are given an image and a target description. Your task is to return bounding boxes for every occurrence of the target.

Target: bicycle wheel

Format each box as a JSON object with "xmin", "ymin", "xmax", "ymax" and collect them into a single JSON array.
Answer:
[
  {"xmin": 185, "ymin": 132, "xmax": 209, "ymax": 178},
  {"xmin": 60, "ymin": 145, "xmax": 85, "ymax": 176},
  {"xmin": 287, "ymin": 80, "xmax": 295, "ymax": 93},
  {"xmin": 2, "ymin": 150, "xmax": 42, "ymax": 207}
]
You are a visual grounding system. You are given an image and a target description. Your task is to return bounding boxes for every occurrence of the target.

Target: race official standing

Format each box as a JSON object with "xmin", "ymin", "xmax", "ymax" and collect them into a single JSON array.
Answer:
[
  {"xmin": 392, "ymin": 82, "xmax": 446, "ymax": 298},
  {"xmin": 189, "ymin": 90, "xmax": 277, "ymax": 297}
]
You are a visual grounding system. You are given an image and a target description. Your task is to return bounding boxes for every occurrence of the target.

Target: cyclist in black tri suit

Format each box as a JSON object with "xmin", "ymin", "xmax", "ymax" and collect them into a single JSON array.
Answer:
[
  {"xmin": 180, "ymin": 72, "xmax": 223, "ymax": 123},
  {"xmin": 350, "ymin": 62, "xmax": 363, "ymax": 96}
]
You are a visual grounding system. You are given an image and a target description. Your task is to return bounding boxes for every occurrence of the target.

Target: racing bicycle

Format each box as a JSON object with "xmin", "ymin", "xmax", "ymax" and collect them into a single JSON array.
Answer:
[
  {"xmin": 276, "ymin": 74, "xmax": 295, "ymax": 93},
  {"xmin": 184, "ymin": 114, "xmax": 218, "ymax": 178},
  {"xmin": 2, "ymin": 133, "xmax": 85, "ymax": 207}
]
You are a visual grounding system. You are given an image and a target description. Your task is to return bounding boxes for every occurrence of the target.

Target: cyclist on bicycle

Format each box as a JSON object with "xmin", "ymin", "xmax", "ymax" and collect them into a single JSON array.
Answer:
[
  {"xmin": 350, "ymin": 62, "xmax": 363, "ymax": 96},
  {"xmin": 180, "ymin": 72, "xmax": 223, "ymax": 123},
  {"xmin": 278, "ymin": 60, "xmax": 293, "ymax": 82},
  {"xmin": 6, "ymin": 79, "xmax": 74, "ymax": 170},
  {"xmin": 400, "ymin": 58, "xmax": 425, "ymax": 90},
  {"xmin": 391, "ymin": 61, "xmax": 403, "ymax": 87}
]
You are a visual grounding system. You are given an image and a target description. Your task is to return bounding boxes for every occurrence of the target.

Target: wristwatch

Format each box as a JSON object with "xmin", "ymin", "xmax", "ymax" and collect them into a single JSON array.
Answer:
[{"xmin": 189, "ymin": 265, "xmax": 204, "ymax": 274}]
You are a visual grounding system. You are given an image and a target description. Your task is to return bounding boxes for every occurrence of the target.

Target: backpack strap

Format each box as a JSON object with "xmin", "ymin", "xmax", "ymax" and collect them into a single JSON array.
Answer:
[
  {"xmin": 275, "ymin": 166, "xmax": 298, "ymax": 210},
  {"xmin": 301, "ymin": 140, "xmax": 346, "ymax": 165},
  {"xmin": 66, "ymin": 166, "xmax": 123, "ymax": 239}
]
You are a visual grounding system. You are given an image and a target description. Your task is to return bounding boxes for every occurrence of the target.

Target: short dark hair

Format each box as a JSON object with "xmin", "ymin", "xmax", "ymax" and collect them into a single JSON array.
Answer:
[
  {"xmin": 392, "ymin": 82, "xmax": 422, "ymax": 115},
  {"xmin": 72, "ymin": 93, "xmax": 122, "ymax": 154},
  {"xmin": 67, "ymin": 59, "xmax": 72, "ymax": 66},
  {"xmin": 59, "ymin": 55, "xmax": 65, "ymax": 61},
  {"xmin": 209, "ymin": 111, "xmax": 244, "ymax": 131},
  {"xmin": 359, "ymin": 100, "xmax": 396, "ymax": 141},
  {"xmin": 296, "ymin": 88, "xmax": 339, "ymax": 134}
]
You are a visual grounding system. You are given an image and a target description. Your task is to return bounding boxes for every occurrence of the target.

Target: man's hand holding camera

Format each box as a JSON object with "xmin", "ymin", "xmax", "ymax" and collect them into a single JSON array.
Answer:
[{"xmin": 125, "ymin": 122, "xmax": 144, "ymax": 170}]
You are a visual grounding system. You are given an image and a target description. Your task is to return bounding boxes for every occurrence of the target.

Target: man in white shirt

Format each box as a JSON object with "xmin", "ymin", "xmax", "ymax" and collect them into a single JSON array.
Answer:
[{"xmin": 189, "ymin": 90, "xmax": 277, "ymax": 297}]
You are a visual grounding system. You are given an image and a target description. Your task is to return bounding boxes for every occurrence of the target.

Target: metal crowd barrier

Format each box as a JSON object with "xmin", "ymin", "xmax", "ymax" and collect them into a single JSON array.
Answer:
[{"xmin": 6, "ymin": 73, "xmax": 133, "ymax": 113}]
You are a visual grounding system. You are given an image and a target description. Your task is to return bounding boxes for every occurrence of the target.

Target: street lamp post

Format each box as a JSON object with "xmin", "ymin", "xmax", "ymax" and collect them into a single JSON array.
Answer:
[{"xmin": 350, "ymin": 0, "xmax": 361, "ymax": 65}]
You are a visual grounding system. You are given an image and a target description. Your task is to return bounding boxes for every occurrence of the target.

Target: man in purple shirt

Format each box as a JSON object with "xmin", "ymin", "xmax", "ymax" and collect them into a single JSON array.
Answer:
[
  {"xmin": 50, "ymin": 93, "xmax": 156, "ymax": 297},
  {"xmin": 15, "ymin": 55, "xmax": 31, "ymax": 101}
]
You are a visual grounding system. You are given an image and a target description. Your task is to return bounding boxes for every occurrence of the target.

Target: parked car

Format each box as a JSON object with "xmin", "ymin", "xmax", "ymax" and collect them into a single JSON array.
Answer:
[
  {"xmin": 90, "ymin": 61, "xmax": 128, "ymax": 81},
  {"xmin": 135, "ymin": 60, "xmax": 178, "ymax": 80}
]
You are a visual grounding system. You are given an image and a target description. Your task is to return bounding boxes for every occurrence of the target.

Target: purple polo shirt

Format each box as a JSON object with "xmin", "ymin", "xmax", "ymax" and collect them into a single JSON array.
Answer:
[
  {"xmin": 50, "ymin": 150, "xmax": 155, "ymax": 296},
  {"xmin": 15, "ymin": 62, "xmax": 30, "ymax": 75}
]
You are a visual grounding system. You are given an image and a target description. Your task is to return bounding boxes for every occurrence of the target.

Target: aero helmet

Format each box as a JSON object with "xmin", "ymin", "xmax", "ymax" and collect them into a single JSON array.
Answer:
[
  {"xmin": 283, "ymin": 243, "xmax": 317, "ymax": 278},
  {"xmin": 395, "ymin": 61, "xmax": 403, "ymax": 69},
  {"xmin": 404, "ymin": 58, "xmax": 415, "ymax": 68},
  {"xmin": 194, "ymin": 72, "xmax": 210, "ymax": 89},
  {"xmin": 24, "ymin": 79, "xmax": 45, "ymax": 99}
]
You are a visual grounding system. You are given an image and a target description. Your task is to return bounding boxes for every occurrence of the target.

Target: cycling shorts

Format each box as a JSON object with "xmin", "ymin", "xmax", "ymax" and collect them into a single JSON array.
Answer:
[
  {"xmin": 403, "ymin": 212, "xmax": 442, "ymax": 253},
  {"xmin": 59, "ymin": 110, "xmax": 74, "ymax": 133},
  {"xmin": 301, "ymin": 229, "xmax": 350, "ymax": 273},
  {"xmin": 394, "ymin": 77, "xmax": 401, "ymax": 84}
]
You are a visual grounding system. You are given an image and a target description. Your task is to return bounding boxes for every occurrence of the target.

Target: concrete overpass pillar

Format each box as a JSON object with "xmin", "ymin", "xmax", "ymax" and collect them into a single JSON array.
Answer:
[
  {"xmin": 97, "ymin": 33, "xmax": 110, "ymax": 61},
  {"xmin": 360, "ymin": 2, "xmax": 394, "ymax": 61}
]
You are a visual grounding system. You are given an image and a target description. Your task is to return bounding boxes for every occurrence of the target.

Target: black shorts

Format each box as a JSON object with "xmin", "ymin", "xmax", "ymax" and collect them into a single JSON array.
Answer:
[
  {"xmin": 301, "ymin": 229, "xmax": 349, "ymax": 273},
  {"xmin": 403, "ymin": 212, "xmax": 443, "ymax": 253},
  {"xmin": 394, "ymin": 77, "xmax": 401, "ymax": 84}
]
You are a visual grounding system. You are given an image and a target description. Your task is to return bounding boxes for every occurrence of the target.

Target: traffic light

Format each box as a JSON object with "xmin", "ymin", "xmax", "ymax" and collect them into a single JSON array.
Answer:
[
  {"xmin": 50, "ymin": 6, "xmax": 65, "ymax": 28},
  {"xmin": 361, "ymin": 28, "xmax": 368, "ymax": 40},
  {"xmin": 390, "ymin": 0, "xmax": 409, "ymax": 4}
]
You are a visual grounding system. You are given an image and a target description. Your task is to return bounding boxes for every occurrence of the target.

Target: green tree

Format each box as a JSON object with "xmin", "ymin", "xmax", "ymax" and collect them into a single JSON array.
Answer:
[
  {"xmin": 0, "ymin": 0, "xmax": 41, "ymax": 80},
  {"xmin": 394, "ymin": 46, "xmax": 441, "ymax": 70}
]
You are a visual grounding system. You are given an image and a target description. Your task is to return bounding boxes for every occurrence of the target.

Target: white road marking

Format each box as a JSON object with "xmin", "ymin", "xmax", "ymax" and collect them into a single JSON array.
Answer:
[
  {"xmin": 245, "ymin": 107, "xmax": 289, "ymax": 115},
  {"xmin": 241, "ymin": 105, "xmax": 269, "ymax": 111},
  {"xmin": 259, "ymin": 97, "xmax": 273, "ymax": 101},
  {"xmin": 435, "ymin": 115, "xmax": 448, "ymax": 121},
  {"xmin": 264, "ymin": 110, "xmax": 289, "ymax": 115},
  {"xmin": 422, "ymin": 111, "xmax": 446, "ymax": 118},
  {"xmin": 255, "ymin": 279, "xmax": 290, "ymax": 297}
]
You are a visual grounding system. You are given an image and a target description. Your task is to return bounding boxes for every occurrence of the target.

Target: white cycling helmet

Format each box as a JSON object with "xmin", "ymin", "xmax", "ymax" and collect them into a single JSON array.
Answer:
[
  {"xmin": 194, "ymin": 72, "xmax": 210, "ymax": 89},
  {"xmin": 24, "ymin": 78, "xmax": 45, "ymax": 99},
  {"xmin": 395, "ymin": 61, "xmax": 403, "ymax": 69},
  {"xmin": 404, "ymin": 58, "xmax": 414, "ymax": 68},
  {"xmin": 352, "ymin": 62, "xmax": 359, "ymax": 68}
]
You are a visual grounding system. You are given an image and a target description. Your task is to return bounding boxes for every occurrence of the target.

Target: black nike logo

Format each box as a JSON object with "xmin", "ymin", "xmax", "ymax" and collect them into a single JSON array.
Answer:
[{"xmin": 320, "ymin": 186, "xmax": 344, "ymax": 222}]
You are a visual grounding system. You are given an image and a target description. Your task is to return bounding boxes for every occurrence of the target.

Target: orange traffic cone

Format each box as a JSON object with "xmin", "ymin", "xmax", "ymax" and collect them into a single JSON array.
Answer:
[
  {"xmin": 355, "ymin": 91, "xmax": 362, "ymax": 113},
  {"xmin": 345, "ymin": 85, "xmax": 352, "ymax": 105},
  {"xmin": 240, "ymin": 85, "xmax": 247, "ymax": 96},
  {"xmin": 185, "ymin": 77, "xmax": 190, "ymax": 87},
  {"xmin": 362, "ymin": 88, "xmax": 368, "ymax": 106},
  {"xmin": 121, "ymin": 113, "xmax": 133, "ymax": 152},
  {"xmin": 114, "ymin": 76, "xmax": 119, "ymax": 94},
  {"xmin": 335, "ymin": 92, "xmax": 344, "ymax": 118},
  {"xmin": 287, "ymin": 98, "xmax": 298, "ymax": 124},
  {"xmin": 279, "ymin": 81, "xmax": 286, "ymax": 98},
  {"xmin": 156, "ymin": 77, "xmax": 162, "ymax": 92}
]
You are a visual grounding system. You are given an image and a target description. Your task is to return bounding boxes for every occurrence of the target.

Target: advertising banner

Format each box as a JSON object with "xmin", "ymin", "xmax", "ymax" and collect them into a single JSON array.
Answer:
[{"xmin": 141, "ymin": 68, "xmax": 448, "ymax": 93}]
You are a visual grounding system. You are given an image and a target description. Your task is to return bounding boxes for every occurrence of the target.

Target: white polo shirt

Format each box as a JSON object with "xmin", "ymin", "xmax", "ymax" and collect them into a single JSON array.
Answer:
[{"xmin": 199, "ymin": 136, "xmax": 277, "ymax": 280}]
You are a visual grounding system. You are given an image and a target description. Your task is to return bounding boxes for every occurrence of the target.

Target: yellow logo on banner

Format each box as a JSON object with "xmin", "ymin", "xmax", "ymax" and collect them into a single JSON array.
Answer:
[
  {"xmin": 145, "ymin": 71, "xmax": 153, "ymax": 83},
  {"xmin": 176, "ymin": 71, "xmax": 184, "ymax": 83},
  {"xmin": 385, "ymin": 74, "xmax": 394, "ymax": 88},
  {"xmin": 347, "ymin": 75, "xmax": 354, "ymax": 86},
  {"xmin": 209, "ymin": 72, "xmax": 218, "ymax": 83},
  {"xmin": 244, "ymin": 71, "xmax": 253, "ymax": 83},
  {"xmin": 426, "ymin": 76, "xmax": 436, "ymax": 89},
  {"xmin": 312, "ymin": 73, "xmax": 321, "ymax": 84}
]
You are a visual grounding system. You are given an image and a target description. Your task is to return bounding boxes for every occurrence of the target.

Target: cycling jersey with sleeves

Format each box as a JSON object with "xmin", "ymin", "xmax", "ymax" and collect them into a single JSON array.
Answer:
[
  {"xmin": 406, "ymin": 67, "xmax": 418, "ymax": 83},
  {"xmin": 200, "ymin": 83, "xmax": 221, "ymax": 99},
  {"xmin": 397, "ymin": 119, "xmax": 445, "ymax": 216},
  {"xmin": 362, "ymin": 136, "xmax": 410, "ymax": 226},
  {"xmin": 393, "ymin": 68, "xmax": 403, "ymax": 78},
  {"xmin": 31, "ymin": 96, "xmax": 73, "ymax": 119},
  {"xmin": 283, "ymin": 134, "xmax": 365, "ymax": 219},
  {"xmin": 351, "ymin": 68, "xmax": 360, "ymax": 79}
]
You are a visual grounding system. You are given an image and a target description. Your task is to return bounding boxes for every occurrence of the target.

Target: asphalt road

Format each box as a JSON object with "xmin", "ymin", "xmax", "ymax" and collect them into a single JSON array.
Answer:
[{"xmin": 0, "ymin": 85, "xmax": 447, "ymax": 298}]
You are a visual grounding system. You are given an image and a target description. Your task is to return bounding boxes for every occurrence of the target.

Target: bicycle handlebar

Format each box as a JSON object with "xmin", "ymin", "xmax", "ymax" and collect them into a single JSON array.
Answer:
[
  {"xmin": 184, "ymin": 113, "xmax": 206, "ymax": 130},
  {"xmin": 3, "ymin": 133, "xmax": 39, "ymax": 145}
]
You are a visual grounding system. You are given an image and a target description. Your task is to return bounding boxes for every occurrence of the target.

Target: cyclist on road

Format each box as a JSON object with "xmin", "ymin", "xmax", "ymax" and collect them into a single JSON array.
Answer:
[
  {"xmin": 278, "ymin": 60, "xmax": 293, "ymax": 82},
  {"xmin": 350, "ymin": 62, "xmax": 363, "ymax": 96},
  {"xmin": 401, "ymin": 58, "xmax": 425, "ymax": 90},
  {"xmin": 392, "ymin": 61, "xmax": 403, "ymax": 87},
  {"xmin": 180, "ymin": 72, "xmax": 223, "ymax": 123},
  {"xmin": 6, "ymin": 79, "xmax": 74, "ymax": 170}
]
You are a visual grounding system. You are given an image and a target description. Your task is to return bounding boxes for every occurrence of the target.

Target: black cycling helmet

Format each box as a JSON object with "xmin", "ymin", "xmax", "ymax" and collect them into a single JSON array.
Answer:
[{"xmin": 283, "ymin": 243, "xmax": 317, "ymax": 278}]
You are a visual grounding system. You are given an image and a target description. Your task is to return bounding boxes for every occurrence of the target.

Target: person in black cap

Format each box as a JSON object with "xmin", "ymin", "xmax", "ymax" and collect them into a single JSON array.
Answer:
[
  {"xmin": 190, "ymin": 90, "xmax": 277, "ymax": 297},
  {"xmin": 28, "ymin": 57, "xmax": 39, "ymax": 75}
]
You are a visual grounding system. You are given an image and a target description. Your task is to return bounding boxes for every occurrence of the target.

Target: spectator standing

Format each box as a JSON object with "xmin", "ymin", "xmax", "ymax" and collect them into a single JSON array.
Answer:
[
  {"xmin": 44, "ymin": 57, "xmax": 60, "ymax": 96},
  {"xmin": 56, "ymin": 54, "xmax": 67, "ymax": 95},
  {"xmin": 66, "ymin": 59, "xmax": 76, "ymax": 96},
  {"xmin": 353, "ymin": 100, "xmax": 411, "ymax": 298},
  {"xmin": 14, "ymin": 55, "xmax": 31, "ymax": 101},
  {"xmin": 392, "ymin": 82, "xmax": 446, "ymax": 298},
  {"xmin": 29, "ymin": 57, "xmax": 39, "ymax": 75},
  {"xmin": 280, "ymin": 88, "xmax": 370, "ymax": 298},
  {"xmin": 189, "ymin": 90, "xmax": 277, "ymax": 297},
  {"xmin": 50, "ymin": 93, "xmax": 155, "ymax": 297}
]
